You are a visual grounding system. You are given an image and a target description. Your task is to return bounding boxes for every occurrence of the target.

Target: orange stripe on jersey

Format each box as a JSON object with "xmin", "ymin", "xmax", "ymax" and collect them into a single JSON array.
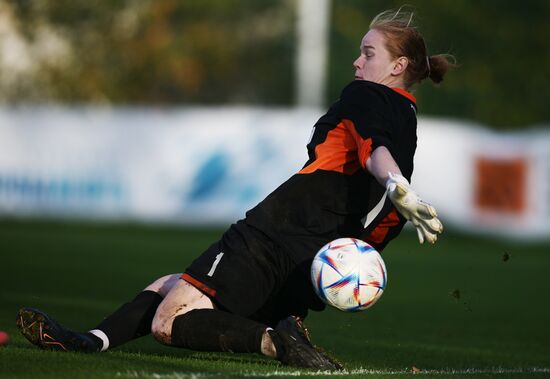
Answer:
[
  {"xmin": 365, "ymin": 208, "xmax": 401, "ymax": 244},
  {"xmin": 181, "ymin": 273, "xmax": 217, "ymax": 297},
  {"xmin": 344, "ymin": 119, "xmax": 373, "ymax": 171},
  {"xmin": 299, "ymin": 120, "xmax": 372, "ymax": 175}
]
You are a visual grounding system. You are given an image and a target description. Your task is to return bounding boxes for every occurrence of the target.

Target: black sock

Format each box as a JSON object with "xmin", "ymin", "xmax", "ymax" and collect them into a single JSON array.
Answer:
[
  {"xmin": 92, "ymin": 290, "xmax": 163, "ymax": 349},
  {"xmin": 171, "ymin": 309, "xmax": 266, "ymax": 353}
]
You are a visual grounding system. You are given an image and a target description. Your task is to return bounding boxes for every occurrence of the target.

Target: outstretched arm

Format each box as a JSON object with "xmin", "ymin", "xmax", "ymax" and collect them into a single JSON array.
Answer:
[
  {"xmin": 365, "ymin": 146, "xmax": 402, "ymax": 186},
  {"xmin": 366, "ymin": 146, "xmax": 443, "ymax": 244}
]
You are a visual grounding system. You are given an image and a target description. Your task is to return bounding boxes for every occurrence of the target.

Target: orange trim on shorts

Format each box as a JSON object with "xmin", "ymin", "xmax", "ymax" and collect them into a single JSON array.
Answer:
[{"xmin": 181, "ymin": 273, "xmax": 217, "ymax": 297}]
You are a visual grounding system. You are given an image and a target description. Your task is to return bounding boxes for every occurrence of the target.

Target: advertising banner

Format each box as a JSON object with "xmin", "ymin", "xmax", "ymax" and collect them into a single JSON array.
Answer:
[
  {"xmin": 0, "ymin": 106, "xmax": 314, "ymax": 223},
  {"xmin": 1, "ymin": 106, "xmax": 548, "ymax": 238}
]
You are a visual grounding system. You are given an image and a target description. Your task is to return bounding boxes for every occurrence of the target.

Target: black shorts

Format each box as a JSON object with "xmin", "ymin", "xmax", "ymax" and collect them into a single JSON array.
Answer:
[{"xmin": 183, "ymin": 220, "xmax": 325, "ymax": 326}]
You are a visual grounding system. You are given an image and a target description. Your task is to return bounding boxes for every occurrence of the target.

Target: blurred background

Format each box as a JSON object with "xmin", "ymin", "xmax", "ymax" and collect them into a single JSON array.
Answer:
[
  {"xmin": 2, "ymin": 2, "xmax": 550, "ymax": 375},
  {"xmin": 1, "ymin": 0, "xmax": 550, "ymax": 237}
]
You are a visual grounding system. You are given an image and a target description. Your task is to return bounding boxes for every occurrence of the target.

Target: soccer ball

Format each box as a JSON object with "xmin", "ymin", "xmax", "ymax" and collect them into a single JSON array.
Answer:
[{"xmin": 311, "ymin": 238, "xmax": 387, "ymax": 312}]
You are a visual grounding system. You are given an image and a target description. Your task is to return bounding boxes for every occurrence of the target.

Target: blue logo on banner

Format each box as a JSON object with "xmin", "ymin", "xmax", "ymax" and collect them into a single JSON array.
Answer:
[
  {"xmin": 188, "ymin": 152, "xmax": 229, "ymax": 201},
  {"xmin": 185, "ymin": 151, "xmax": 259, "ymax": 209}
]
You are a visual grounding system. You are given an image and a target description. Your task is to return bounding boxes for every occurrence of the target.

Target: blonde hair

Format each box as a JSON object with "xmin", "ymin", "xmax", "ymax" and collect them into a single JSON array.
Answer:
[{"xmin": 370, "ymin": 8, "xmax": 455, "ymax": 88}]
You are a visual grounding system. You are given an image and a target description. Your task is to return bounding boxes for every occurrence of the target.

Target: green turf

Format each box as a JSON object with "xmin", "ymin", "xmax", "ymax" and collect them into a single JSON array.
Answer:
[{"xmin": 1, "ymin": 218, "xmax": 549, "ymax": 378}]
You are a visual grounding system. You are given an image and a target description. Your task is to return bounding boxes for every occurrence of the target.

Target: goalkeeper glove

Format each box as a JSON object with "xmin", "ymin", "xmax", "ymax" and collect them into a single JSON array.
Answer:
[{"xmin": 386, "ymin": 172, "xmax": 443, "ymax": 244}]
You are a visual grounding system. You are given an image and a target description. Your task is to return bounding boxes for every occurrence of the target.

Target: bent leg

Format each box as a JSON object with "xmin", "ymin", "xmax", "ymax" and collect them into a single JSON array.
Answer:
[
  {"xmin": 150, "ymin": 278, "xmax": 215, "ymax": 344},
  {"xmin": 151, "ymin": 278, "xmax": 271, "ymax": 355},
  {"xmin": 150, "ymin": 278, "xmax": 341, "ymax": 370},
  {"xmin": 89, "ymin": 273, "xmax": 182, "ymax": 350}
]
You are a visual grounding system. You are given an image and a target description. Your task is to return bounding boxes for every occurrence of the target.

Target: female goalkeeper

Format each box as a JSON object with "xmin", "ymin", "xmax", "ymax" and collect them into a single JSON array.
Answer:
[{"xmin": 17, "ymin": 9, "xmax": 453, "ymax": 370}]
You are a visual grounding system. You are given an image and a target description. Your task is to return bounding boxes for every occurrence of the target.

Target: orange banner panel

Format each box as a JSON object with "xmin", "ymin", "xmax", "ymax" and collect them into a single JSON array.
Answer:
[{"xmin": 474, "ymin": 157, "xmax": 527, "ymax": 214}]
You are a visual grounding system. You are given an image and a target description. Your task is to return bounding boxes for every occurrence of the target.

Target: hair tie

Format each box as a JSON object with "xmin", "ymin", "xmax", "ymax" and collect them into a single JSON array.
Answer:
[{"xmin": 426, "ymin": 56, "xmax": 431, "ymax": 78}]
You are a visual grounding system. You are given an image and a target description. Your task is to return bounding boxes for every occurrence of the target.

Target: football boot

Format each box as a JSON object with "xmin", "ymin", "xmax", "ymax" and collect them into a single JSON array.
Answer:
[
  {"xmin": 268, "ymin": 328, "xmax": 343, "ymax": 370},
  {"xmin": 275, "ymin": 316, "xmax": 344, "ymax": 370},
  {"xmin": 16, "ymin": 307, "xmax": 99, "ymax": 352},
  {"xmin": 275, "ymin": 316, "xmax": 312, "ymax": 345}
]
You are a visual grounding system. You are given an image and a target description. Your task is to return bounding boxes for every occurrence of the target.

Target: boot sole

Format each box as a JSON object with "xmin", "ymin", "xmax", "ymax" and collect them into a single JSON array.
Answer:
[{"xmin": 16, "ymin": 308, "xmax": 69, "ymax": 351}]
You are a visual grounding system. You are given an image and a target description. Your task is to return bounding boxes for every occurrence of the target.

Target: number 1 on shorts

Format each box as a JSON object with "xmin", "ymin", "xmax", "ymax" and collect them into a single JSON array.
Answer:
[{"xmin": 207, "ymin": 252, "xmax": 224, "ymax": 277}]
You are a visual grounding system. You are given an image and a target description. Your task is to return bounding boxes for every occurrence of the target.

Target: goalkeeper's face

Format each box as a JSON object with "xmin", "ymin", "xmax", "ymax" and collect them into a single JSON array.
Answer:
[{"xmin": 353, "ymin": 29, "xmax": 407, "ymax": 87}]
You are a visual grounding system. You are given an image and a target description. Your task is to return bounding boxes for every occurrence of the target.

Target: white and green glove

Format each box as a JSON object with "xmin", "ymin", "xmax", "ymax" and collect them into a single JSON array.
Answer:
[{"xmin": 386, "ymin": 172, "xmax": 443, "ymax": 244}]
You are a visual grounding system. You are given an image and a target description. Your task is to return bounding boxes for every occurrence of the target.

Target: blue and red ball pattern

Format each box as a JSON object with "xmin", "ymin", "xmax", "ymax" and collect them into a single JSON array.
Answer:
[{"xmin": 311, "ymin": 238, "xmax": 387, "ymax": 312}]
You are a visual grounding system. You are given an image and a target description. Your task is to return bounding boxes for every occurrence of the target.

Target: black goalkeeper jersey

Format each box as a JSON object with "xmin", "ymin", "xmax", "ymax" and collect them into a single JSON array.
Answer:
[{"xmin": 245, "ymin": 80, "xmax": 418, "ymax": 265}]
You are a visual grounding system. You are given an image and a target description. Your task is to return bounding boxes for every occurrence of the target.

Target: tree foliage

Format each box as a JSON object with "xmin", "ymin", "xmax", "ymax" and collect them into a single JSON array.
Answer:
[
  {"xmin": 1, "ymin": 0, "xmax": 295, "ymax": 105},
  {"xmin": 1, "ymin": 0, "xmax": 549, "ymax": 128}
]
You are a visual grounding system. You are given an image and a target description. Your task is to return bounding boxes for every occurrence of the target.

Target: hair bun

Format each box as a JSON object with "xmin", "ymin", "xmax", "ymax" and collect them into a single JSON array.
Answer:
[{"xmin": 427, "ymin": 54, "xmax": 455, "ymax": 84}]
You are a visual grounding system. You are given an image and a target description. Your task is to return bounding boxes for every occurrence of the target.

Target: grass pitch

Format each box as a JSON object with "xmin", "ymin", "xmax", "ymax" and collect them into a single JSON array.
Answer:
[{"xmin": 1, "ymin": 218, "xmax": 549, "ymax": 378}]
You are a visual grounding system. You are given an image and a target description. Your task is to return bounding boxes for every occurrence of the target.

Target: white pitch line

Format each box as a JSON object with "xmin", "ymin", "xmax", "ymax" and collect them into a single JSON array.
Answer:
[{"xmin": 116, "ymin": 367, "xmax": 550, "ymax": 378}]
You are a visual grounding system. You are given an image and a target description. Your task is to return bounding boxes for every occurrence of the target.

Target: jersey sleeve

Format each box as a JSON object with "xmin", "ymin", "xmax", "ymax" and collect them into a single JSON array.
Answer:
[{"xmin": 339, "ymin": 83, "xmax": 395, "ymax": 170}]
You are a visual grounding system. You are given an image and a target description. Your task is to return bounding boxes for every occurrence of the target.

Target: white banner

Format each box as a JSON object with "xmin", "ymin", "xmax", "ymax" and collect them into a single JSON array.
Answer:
[
  {"xmin": 0, "ymin": 106, "xmax": 549, "ymax": 238},
  {"xmin": 414, "ymin": 118, "xmax": 550, "ymax": 239},
  {"xmin": 0, "ymin": 106, "xmax": 314, "ymax": 223}
]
